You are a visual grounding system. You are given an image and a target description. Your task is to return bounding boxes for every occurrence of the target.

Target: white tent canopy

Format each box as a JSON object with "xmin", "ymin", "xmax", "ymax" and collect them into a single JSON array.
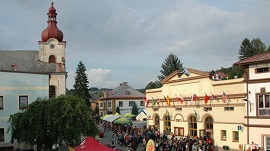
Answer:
[{"xmin": 102, "ymin": 114, "xmax": 121, "ymax": 122}]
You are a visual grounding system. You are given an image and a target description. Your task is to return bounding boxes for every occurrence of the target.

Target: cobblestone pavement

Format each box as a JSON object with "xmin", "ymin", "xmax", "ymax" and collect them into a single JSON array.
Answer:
[{"xmin": 97, "ymin": 123, "xmax": 144, "ymax": 151}]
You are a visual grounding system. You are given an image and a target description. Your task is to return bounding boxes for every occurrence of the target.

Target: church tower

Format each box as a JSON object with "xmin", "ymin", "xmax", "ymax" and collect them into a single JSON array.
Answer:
[{"xmin": 38, "ymin": 2, "xmax": 67, "ymax": 97}]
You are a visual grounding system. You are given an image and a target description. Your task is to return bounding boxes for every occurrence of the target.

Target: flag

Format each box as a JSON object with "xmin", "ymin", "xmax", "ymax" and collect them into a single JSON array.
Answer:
[
  {"xmin": 210, "ymin": 92, "xmax": 217, "ymax": 100},
  {"xmin": 151, "ymin": 97, "xmax": 156, "ymax": 106},
  {"xmin": 164, "ymin": 95, "xmax": 171, "ymax": 106},
  {"xmin": 191, "ymin": 93, "xmax": 198, "ymax": 102},
  {"xmin": 156, "ymin": 97, "xmax": 160, "ymax": 105},
  {"xmin": 165, "ymin": 109, "xmax": 169, "ymax": 116},
  {"xmin": 180, "ymin": 67, "xmax": 190, "ymax": 77},
  {"xmin": 204, "ymin": 93, "xmax": 210, "ymax": 104},
  {"xmin": 178, "ymin": 95, "xmax": 184, "ymax": 104},
  {"xmin": 193, "ymin": 94, "xmax": 198, "ymax": 101},
  {"xmin": 143, "ymin": 97, "xmax": 149, "ymax": 107},
  {"xmin": 185, "ymin": 68, "xmax": 190, "ymax": 77},
  {"xmin": 190, "ymin": 94, "xmax": 194, "ymax": 104},
  {"xmin": 222, "ymin": 91, "xmax": 228, "ymax": 103},
  {"xmin": 194, "ymin": 110, "xmax": 198, "ymax": 119},
  {"xmin": 166, "ymin": 95, "xmax": 171, "ymax": 106}
]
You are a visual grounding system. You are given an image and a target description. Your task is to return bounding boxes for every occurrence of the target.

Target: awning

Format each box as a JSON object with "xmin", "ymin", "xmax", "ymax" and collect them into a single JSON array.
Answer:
[
  {"xmin": 102, "ymin": 114, "xmax": 121, "ymax": 122},
  {"xmin": 74, "ymin": 136, "xmax": 115, "ymax": 151}
]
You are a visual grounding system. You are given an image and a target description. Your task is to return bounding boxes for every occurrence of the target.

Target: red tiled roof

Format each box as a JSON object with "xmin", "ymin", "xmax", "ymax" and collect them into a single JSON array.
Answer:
[
  {"xmin": 215, "ymin": 72, "xmax": 228, "ymax": 77},
  {"xmin": 234, "ymin": 52, "xmax": 270, "ymax": 66}
]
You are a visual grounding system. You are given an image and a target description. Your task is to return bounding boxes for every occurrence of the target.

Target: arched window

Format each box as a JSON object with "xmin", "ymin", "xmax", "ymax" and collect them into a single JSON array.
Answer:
[
  {"xmin": 164, "ymin": 114, "xmax": 171, "ymax": 133},
  {"xmin": 154, "ymin": 115, "xmax": 160, "ymax": 128},
  {"xmin": 49, "ymin": 86, "xmax": 56, "ymax": 98},
  {"xmin": 189, "ymin": 115, "xmax": 197, "ymax": 136},
  {"xmin": 205, "ymin": 116, "xmax": 213, "ymax": 129},
  {"xmin": 204, "ymin": 116, "xmax": 213, "ymax": 137},
  {"xmin": 49, "ymin": 55, "xmax": 56, "ymax": 63}
]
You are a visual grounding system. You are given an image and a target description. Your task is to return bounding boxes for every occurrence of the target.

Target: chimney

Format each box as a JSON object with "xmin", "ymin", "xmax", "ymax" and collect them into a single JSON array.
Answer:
[{"xmin": 12, "ymin": 64, "xmax": 17, "ymax": 71}]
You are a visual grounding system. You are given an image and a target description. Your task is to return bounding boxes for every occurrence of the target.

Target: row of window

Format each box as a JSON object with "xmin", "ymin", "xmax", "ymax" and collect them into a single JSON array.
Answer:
[
  {"xmin": 0, "ymin": 96, "xmax": 28, "ymax": 110},
  {"xmin": 220, "ymin": 130, "xmax": 239, "ymax": 142},
  {"xmin": 153, "ymin": 115, "xmax": 240, "ymax": 143},
  {"xmin": 99, "ymin": 101, "xmax": 145, "ymax": 108},
  {"xmin": 173, "ymin": 127, "xmax": 239, "ymax": 142}
]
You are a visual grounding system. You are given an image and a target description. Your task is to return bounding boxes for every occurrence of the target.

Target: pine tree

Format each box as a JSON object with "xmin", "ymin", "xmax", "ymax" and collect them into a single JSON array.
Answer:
[
  {"xmin": 146, "ymin": 53, "xmax": 183, "ymax": 89},
  {"xmin": 157, "ymin": 53, "xmax": 183, "ymax": 81},
  {"xmin": 73, "ymin": 61, "xmax": 91, "ymax": 106},
  {"xmin": 116, "ymin": 106, "xmax": 120, "ymax": 114},
  {"xmin": 238, "ymin": 38, "xmax": 254, "ymax": 60},
  {"xmin": 131, "ymin": 103, "xmax": 138, "ymax": 115}
]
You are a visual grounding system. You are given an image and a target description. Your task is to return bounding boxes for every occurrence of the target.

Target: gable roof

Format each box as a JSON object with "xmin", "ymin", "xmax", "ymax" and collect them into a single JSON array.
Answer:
[
  {"xmin": 234, "ymin": 52, "xmax": 270, "ymax": 66},
  {"xmin": 162, "ymin": 68, "xmax": 211, "ymax": 84},
  {"xmin": 214, "ymin": 72, "xmax": 228, "ymax": 77},
  {"xmin": 104, "ymin": 82, "xmax": 145, "ymax": 99},
  {"xmin": 0, "ymin": 50, "xmax": 56, "ymax": 73},
  {"xmin": 137, "ymin": 109, "xmax": 146, "ymax": 116}
]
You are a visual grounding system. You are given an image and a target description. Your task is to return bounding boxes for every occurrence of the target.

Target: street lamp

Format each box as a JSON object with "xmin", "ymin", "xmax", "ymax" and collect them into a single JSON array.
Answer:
[{"xmin": 243, "ymin": 98, "xmax": 249, "ymax": 144}]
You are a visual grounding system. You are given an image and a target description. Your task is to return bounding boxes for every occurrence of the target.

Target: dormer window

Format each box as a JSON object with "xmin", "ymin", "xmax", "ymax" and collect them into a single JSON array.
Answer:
[
  {"xmin": 255, "ymin": 67, "xmax": 269, "ymax": 73},
  {"xmin": 49, "ymin": 55, "xmax": 56, "ymax": 63}
]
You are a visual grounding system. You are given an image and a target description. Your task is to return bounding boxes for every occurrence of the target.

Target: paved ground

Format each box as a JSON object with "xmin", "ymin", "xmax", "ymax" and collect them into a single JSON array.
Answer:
[{"xmin": 97, "ymin": 123, "xmax": 144, "ymax": 151}]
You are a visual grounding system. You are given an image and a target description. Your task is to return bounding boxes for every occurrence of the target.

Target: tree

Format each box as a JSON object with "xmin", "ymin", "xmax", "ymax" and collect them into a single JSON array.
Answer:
[
  {"xmin": 145, "ymin": 80, "xmax": 162, "ymax": 90},
  {"xmin": 8, "ymin": 96, "xmax": 98, "ymax": 151},
  {"xmin": 116, "ymin": 106, "xmax": 120, "ymax": 114},
  {"xmin": 146, "ymin": 53, "xmax": 183, "ymax": 89},
  {"xmin": 215, "ymin": 65, "xmax": 244, "ymax": 79},
  {"xmin": 157, "ymin": 53, "xmax": 183, "ymax": 81},
  {"xmin": 251, "ymin": 38, "xmax": 266, "ymax": 54},
  {"xmin": 73, "ymin": 61, "xmax": 91, "ymax": 106},
  {"xmin": 98, "ymin": 90, "xmax": 104, "ymax": 98},
  {"xmin": 238, "ymin": 38, "xmax": 269, "ymax": 60},
  {"xmin": 266, "ymin": 45, "xmax": 270, "ymax": 52},
  {"xmin": 238, "ymin": 38, "xmax": 254, "ymax": 60},
  {"xmin": 131, "ymin": 103, "xmax": 138, "ymax": 115}
]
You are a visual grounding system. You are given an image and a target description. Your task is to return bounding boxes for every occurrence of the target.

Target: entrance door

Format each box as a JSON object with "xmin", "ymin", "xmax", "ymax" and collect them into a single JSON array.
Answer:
[
  {"xmin": 205, "ymin": 129, "xmax": 212, "ymax": 138},
  {"xmin": 199, "ymin": 129, "xmax": 205, "ymax": 137}
]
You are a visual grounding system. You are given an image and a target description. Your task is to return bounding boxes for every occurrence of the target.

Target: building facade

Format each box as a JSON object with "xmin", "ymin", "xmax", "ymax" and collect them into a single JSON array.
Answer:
[
  {"xmin": 234, "ymin": 52, "xmax": 270, "ymax": 151},
  {"xmin": 0, "ymin": 2, "xmax": 67, "ymax": 148},
  {"xmin": 0, "ymin": 71, "xmax": 50, "ymax": 147},
  {"xmin": 0, "ymin": 2, "xmax": 67, "ymax": 98},
  {"xmin": 99, "ymin": 82, "xmax": 145, "ymax": 116},
  {"xmin": 146, "ymin": 68, "xmax": 247, "ymax": 151}
]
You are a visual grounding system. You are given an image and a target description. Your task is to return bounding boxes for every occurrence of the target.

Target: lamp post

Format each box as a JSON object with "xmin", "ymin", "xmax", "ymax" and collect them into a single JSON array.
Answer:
[{"xmin": 243, "ymin": 98, "xmax": 249, "ymax": 144}]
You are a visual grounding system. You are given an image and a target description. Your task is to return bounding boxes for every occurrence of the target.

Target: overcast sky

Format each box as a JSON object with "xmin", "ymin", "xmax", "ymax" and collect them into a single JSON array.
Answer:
[{"xmin": 1, "ymin": 0, "xmax": 270, "ymax": 89}]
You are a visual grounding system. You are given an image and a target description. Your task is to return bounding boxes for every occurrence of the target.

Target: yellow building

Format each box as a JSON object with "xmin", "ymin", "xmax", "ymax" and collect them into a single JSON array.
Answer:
[{"xmin": 146, "ymin": 68, "xmax": 246, "ymax": 151}]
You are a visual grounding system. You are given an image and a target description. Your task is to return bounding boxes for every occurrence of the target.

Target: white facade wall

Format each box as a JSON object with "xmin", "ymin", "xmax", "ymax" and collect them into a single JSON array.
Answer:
[
  {"xmin": 114, "ymin": 99, "xmax": 145, "ymax": 116},
  {"xmin": 246, "ymin": 63, "xmax": 270, "ymax": 150}
]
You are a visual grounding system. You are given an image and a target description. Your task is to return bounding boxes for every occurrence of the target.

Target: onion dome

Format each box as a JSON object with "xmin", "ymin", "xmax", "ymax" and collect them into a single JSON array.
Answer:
[{"xmin": 41, "ymin": 2, "xmax": 63, "ymax": 42}]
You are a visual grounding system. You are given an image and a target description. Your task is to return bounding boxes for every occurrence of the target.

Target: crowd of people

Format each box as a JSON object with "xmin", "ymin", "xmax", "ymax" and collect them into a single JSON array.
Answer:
[{"xmin": 101, "ymin": 121, "xmax": 214, "ymax": 151}]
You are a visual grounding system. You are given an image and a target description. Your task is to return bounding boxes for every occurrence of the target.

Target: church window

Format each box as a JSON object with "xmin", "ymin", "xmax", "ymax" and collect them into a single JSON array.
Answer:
[
  {"xmin": 49, "ymin": 86, "xmax": 56, "ymax": 98},
  {"xmin": 49, "ymin": 55, "xmax": 56, "ymax": 63}
]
